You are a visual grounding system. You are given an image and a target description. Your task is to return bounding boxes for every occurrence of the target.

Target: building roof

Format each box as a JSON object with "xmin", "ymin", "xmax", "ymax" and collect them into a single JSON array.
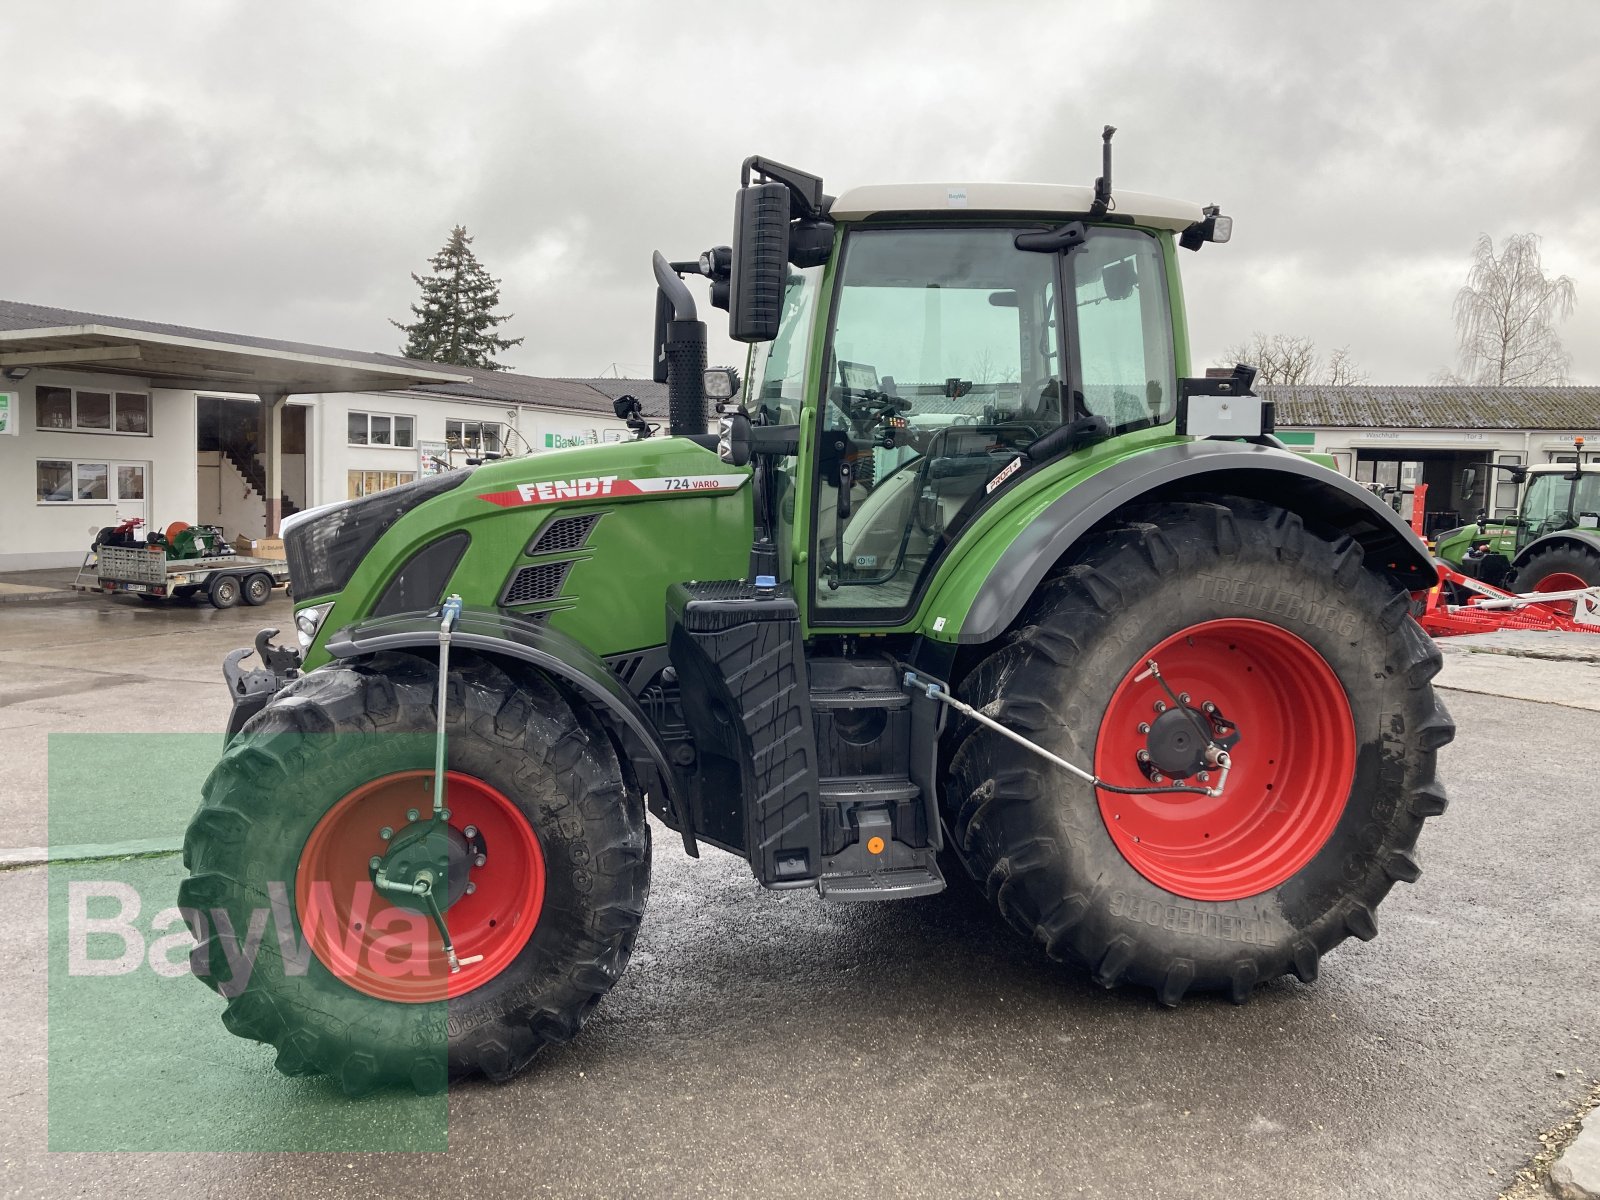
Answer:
[
  {"xmin": 0, "ymin": 298, "xmax": 668, "ymax": 415},
  {"xmin": 1265, "ymin": 385, "xmax": 1600, "ymax": 431},
  {"xmin": 416, "ymin": 375, "xmax": 669, "ymax": 418},
  {"xmin": 828, "ymin": 183, "xmax": 1204, "ymax": 231},
  {"xmin": 0, "ymin": 298, "xmax": 470, "ymax": 393}
]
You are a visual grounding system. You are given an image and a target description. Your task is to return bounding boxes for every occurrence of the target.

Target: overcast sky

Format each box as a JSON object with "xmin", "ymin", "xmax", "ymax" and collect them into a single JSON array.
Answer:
[{"xmin": 4, "ymin": 0, "xmax": 1597, "ymax": 386}]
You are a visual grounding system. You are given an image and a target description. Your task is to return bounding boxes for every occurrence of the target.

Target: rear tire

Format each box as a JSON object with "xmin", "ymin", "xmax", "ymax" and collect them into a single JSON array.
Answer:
[
  {"xmin": 944, "ymin": 499, "xmax": 1453, "ymax": 1005},
  {"xmin": 180, "ymin": 651, "xmax": 650, "ymax": 1093},
  {"xmin": 1507, "ymin": 541, "xmax": 1600, "ymax": 602}
]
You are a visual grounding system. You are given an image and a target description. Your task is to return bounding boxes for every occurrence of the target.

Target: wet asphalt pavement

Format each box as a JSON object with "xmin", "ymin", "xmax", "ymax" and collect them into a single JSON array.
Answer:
[{"xmin": 1, "ymin": 595, "xmax": 1597, "ymax": 1198}]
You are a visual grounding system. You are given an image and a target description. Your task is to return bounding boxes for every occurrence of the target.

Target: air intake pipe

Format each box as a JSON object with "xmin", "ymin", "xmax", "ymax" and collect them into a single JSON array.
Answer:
[{"xmin": 652, "ymin": 251, "xmax": 708, "ymax": 437}]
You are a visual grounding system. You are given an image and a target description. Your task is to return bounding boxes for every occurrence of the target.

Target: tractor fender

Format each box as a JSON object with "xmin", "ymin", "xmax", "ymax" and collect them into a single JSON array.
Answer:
[
  {"xmin": 1509, "ymin": 527, "xmax": 1600, "ymax": 571},
  {"xmin": 323, "ymin": 607, "xmax": 690, "ymax": 848},
  {"xmin": 955, "ymin": 440, "xmax": 1435, "ymax": 645}
]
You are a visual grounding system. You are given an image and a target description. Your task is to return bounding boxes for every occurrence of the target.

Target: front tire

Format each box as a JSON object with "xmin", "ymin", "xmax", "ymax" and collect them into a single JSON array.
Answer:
[
  {"xmin": 944, "ymin": 500, "xmax": 1453, "ymax": 1005},
  {"xmin": 180, "ymin": 651, "xmax": 650, "ymax": 1093}
]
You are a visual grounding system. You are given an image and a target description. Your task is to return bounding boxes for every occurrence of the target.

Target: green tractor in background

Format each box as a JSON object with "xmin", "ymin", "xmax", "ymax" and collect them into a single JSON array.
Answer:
[
  {"xmin": 1434, "ymin": 447, "xmax": 1600, "ymax": 598},
  {"xmin": 182, "ymin": 134, "xmax": 1453, "ymax": 1094}
]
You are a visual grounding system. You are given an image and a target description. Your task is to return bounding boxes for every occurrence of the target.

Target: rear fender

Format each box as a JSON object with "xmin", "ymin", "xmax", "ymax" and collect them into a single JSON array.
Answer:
[
  {"xmin": 947, "ymin": 440, "xmax": 1435, "ymax": 644},
  {"xmin": 1511, "ymin": 527, "xmax": 1600, "ymax": 570},
  {"xmin": 324, "ymin": 607, "xmax": 692, "ymax": 853}
]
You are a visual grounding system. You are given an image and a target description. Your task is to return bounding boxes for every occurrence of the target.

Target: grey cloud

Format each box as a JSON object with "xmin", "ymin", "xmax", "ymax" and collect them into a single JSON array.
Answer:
[{"xmin": 2, "ymin": 0, "xmax": 1596, "ymax": 383}]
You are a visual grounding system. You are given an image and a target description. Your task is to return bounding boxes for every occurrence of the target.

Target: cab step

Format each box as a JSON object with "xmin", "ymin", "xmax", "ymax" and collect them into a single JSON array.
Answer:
[
  {"xmin": 818, "ymin": 863, "xmax": 945, "ymax": 903},
  {"xmin": 816, "ymin": 806, "xmax": 944, "ymax": 902}
]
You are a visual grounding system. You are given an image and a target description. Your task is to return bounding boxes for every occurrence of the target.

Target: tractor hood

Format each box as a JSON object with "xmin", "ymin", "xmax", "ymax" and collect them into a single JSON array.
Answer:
[{"xmin": 289, "ymin": 436, "xmax": 754, "ymax": 671}]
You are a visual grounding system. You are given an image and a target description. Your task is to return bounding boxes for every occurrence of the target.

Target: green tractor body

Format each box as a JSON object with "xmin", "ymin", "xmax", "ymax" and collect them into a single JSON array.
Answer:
[
  {"xmin": 184, "ymin": 145, "xmax": 1456, "ymax": 1093},
  {"xmin": 1434, "ymin": 457, "xmax": 1600, "ymax": 594}
]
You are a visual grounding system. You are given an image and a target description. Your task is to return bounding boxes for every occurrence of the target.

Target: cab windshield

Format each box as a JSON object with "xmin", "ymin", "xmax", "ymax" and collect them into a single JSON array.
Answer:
[{"xmin": 1518, "ymin": 471, "xmax": 1600, "ymax": 548}]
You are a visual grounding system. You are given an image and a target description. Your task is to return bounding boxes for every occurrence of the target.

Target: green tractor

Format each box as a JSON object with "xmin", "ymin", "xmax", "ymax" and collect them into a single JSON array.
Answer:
[
  {"xmin": 182, "ymin": 136, "xmax": 1453, "ymax": 1094},
  {"xmin": 1435, "ymin": 450, "xmax": 1600, "ymax": 597}
]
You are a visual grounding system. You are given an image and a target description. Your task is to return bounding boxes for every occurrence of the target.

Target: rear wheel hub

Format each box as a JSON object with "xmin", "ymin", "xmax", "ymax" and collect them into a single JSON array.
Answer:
[
  {"xmin": 1094, "ymin": 618, "xmax": 1356, "ymax": 902},
  {"xmin": 1144, "ymin": 705, "xmax": 1212, "ymax": 778}
]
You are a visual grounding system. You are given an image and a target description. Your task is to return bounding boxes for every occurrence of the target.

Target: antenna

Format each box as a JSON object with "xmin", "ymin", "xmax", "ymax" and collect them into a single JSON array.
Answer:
[{"xmin": 1090, "ymin": 125, "xmax": 1117, "ymax": 218}]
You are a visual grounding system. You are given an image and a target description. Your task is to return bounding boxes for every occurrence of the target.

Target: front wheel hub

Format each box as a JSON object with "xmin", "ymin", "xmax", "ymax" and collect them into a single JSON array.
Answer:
[
  {"xmin": 296, "ymin": 769, "xmax": 545, "ymax": 1003},
  {"xmin": 375, "ymin": 820, "xmax": 484, "ymax": 910},
  {"xmin": 1094, "ymin": 618, "xmax": 1356, "ymax": 901}
]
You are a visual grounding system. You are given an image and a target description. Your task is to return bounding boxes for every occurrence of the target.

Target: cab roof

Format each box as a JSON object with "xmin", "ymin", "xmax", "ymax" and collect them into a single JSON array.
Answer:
[{"xmin": 827, "ymin": 182, "xmax": 1205, "ymax": 231}]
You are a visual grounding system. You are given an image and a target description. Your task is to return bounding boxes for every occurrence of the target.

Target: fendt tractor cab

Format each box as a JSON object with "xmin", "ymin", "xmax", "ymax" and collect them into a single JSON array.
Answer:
[
  {"xmin": 1438, "ymin": 446, "xmax": 1600, "ymax": 596},
  {"xmin": 183, "ymin": 134, "xmax": 1452, "ymax": 1094}
]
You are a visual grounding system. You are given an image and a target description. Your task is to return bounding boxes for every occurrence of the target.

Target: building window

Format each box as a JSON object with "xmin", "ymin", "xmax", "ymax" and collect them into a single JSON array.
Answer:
[
  {"xmin": 446, "ymin": 419, "xmax": 502, "ymax": 454},
  {"xmin": 348, "ymin": 411, "xmax": 414, "ymax": 448},
  {"xmin": 347, "ymin": 469, "xmax": 416, "ymax": 499},
  {"xmin": 34, "ymin": 386, "xmax": 150, "ymax": 435},
  {"xmin": 37, "ymin": 459, "xmax": 146, "ymax": 504}
]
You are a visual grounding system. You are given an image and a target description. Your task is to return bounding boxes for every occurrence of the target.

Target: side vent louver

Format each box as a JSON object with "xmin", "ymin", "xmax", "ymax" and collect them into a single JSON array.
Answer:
[
  {"xmin": 501, "ymin": 560, "xmax": 575, "ymax": 606},
  {"xmin": 527, "ymin": 513, "xmax": 602, "ymax": 556}
]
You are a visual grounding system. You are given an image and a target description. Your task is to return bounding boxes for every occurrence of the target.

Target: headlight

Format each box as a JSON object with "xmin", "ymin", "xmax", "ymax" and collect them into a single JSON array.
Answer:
[
  {"xmin": 284, "ymin": 470, "xmax": 469, "ymax": 600},
  {"xmin": 295, "ymin": 602, "xmax": 335, "ymax": 654}
]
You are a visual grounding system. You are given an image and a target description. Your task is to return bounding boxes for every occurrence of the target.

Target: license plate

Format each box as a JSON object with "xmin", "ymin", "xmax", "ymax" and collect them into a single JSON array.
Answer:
[{"xmin": 125, "ymin": 583, "xmax": 148, "ymax": 593}]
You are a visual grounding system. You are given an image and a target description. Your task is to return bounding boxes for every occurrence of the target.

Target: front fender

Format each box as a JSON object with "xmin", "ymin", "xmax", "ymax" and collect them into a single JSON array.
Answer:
[
  {"xmin": 324, "ymin": 607, "xmax": 690, "ymax": 851},
  {"xmin": 946, "ymin": 440, "xmax": 1435, "ymax": 645}
]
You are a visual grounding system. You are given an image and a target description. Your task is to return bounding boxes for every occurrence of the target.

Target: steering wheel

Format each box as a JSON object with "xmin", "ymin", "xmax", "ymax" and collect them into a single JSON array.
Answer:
[{"xmin": 841, "ymin": 388, "xmax": 910, "ymax": 440}]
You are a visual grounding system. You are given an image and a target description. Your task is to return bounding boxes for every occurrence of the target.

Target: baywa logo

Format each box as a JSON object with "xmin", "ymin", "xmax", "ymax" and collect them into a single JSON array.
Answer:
[{"xmin": 68, "ymin": 878, "xmax": 457, "ymax": 996}]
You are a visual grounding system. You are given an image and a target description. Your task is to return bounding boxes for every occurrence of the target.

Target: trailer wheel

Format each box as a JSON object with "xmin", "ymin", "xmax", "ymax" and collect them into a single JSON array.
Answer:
[
  {"xmin": 179, "ymin": 651, "xmax": 649, "ymax": 1094},
  {"xmin": 944, "ymin": 499, "xmax": 1453, "ymax": 1005},
  {"xmin": 242, "ymin": 572, "xmax": 273, "ymax": 606},
  {"xmin": 208, "ymin": 575, "xmax": 241, "ymax": 609}
]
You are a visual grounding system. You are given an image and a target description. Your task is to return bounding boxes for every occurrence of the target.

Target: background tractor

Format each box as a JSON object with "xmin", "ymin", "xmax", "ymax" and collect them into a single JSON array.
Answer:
[
  {"xmin": 182, "ymin": 136, "xmax": 1453, "ymax": 1095},
  {"xmin": 1435, "ymin": 447, "xmax": 1600, "ymax": 599}
]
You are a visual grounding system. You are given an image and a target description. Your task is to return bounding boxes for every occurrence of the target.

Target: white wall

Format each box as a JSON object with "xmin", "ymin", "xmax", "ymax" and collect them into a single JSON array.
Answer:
[
  {"xmin": 0, "ymin": 369, "xmax": 645, "ymax": 570},
  {"xmin": 0, "ymin": 371, "xmax": 196, "ymax": 570},
  {"xmin": 306, "ymin": 391, "xmax": 638, "ymax": 509},
  {"xmin": 196, "ymin": 450, "xmax": 267, "ymax": 541},
  {"xmin": 1291, "ymin": 427, "xmax": 1596, "ymax": 476}
]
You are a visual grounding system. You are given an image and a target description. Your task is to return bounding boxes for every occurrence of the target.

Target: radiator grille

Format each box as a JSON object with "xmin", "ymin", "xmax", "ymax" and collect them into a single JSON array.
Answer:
[
  {"xmin": 501, "ymin": 560, "xmax": 575, "ymax": 606},
  {"xmin": 528, "ymin": 513, "xmax": 601, "ymax": 556}
]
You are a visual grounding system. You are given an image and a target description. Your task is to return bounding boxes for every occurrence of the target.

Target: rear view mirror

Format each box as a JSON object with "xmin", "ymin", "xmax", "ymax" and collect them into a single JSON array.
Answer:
[
  {"xmin": 1102, "ymin": 260, "xmax": 1136, "ymax": 302},
  {"xmin": 1459, "ymin": 467, "xmax": 1477, "ymax": 495},
  {"xmin": 729, "ymin": 182, "xmax": 790, "ymax": 343}
]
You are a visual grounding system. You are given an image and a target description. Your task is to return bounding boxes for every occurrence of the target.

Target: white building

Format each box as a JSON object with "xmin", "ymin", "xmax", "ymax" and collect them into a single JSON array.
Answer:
[
  {"xmin": 0, "ymin": 300, "xmax": 666, "ymax": 570},
  {"xmin": 1265, "ymin": 384, "xmax": 1600, "ymax": 535}
]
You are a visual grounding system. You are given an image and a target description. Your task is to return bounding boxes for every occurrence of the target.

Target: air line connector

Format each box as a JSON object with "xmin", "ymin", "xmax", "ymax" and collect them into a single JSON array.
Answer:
[{"xmin": 433, "ymin": 594, "xmax": 463, "ymax": 819}]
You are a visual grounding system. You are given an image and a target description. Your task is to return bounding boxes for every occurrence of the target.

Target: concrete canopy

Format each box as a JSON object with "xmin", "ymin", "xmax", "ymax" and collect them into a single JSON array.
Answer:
[{"xmin": 0, "ymin": 301, "xmax": 471, "ymax": 393}]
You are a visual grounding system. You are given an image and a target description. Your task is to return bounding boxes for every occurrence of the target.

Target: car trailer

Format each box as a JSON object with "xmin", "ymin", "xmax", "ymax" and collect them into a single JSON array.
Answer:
[{"xmin": 84, "ymin": 543, "xmax": 290, "ymax": 609}]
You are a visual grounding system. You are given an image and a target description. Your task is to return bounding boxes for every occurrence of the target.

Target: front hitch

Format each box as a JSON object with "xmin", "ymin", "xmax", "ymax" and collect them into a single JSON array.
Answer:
[{"xmin": 222, "ymin": 628, "xmax": 302, "ymax": 742}]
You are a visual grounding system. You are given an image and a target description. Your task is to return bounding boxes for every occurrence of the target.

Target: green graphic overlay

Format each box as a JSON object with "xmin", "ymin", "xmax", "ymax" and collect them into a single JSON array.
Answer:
[{"xmin": 48, "ymin": 734, "xmax": 448, "ymax": 1150}]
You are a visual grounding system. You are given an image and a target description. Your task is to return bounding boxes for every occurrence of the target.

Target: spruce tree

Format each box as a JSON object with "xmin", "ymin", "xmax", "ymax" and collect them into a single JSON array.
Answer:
[{"xmin": 392, "ymin": 226, "xmax": 524, "ymax": 371}]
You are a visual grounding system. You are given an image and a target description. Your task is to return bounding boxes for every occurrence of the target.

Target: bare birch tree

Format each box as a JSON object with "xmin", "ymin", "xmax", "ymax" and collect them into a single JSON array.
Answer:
[{"xmin": 1451, "ymin": 233, "xmax": 1576, "ymax": 386}]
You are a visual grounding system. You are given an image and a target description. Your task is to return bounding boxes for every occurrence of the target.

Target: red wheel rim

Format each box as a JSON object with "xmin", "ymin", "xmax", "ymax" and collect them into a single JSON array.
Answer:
[
  {"xmin": 1533, "ymin": 572, "xmax": 1588, "ymax": 592},
  {"xmin": 1094, "ymin": 619, "xmax": 1356, "ymax": 901},
  {"xmin": 295, "ymin": 770, "xmax": 545, "ymax": 1003},
  {"xmin": 1531, "ymin": 571, "xmax": 1588, "ymax": 616}
]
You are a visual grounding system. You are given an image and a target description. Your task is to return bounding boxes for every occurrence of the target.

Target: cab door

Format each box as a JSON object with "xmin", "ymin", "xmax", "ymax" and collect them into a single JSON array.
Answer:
[{"xmin": 806, "ymin": 222, "xmax": 1177, "ymax": 629}]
